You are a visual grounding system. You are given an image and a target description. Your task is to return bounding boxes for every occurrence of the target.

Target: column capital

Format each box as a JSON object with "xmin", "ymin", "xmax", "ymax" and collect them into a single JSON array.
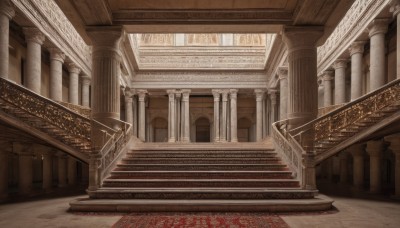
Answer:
[
  {"xmin": 212, "ymin": 89, "xmax": 221, "ymax": 101},
  {"xmin": 23, "ymin": 27, "xmax": 45, "ymax": 45},
  {"xmin": 390, "ymin": 0, "xmax": 400, "ymax": 16},
  {"xmin": 277, "ymin": 66, "xmax": 288, "ymax": 80},
  {"xmin": 0, "ymin": 0, "xmax": 15, "ymax": 19},
  {"xmin": 137, "ymin": 89, "xmax": 147, "ymax": 100},
  {"xmin": 175, "ymin": 92, "xmax": 182, "ymax": 98},
  {"xmin": 66, "ymin": 62, "xmax": 81, "ymax": 74},
  {"xmin": 282, "ymin": 26, "xmax": 324, "ymax": 50},
  {"xmin": 268, "ymin": 89, "xmax": 278, "ymax": 104},
  {"xmin": 182, "ymin": 89, "xmax": 191, "ymax": 101},
  {"xmin": 81, "ymin": 75, "xmax": 91, "ymax": 85},
  {"xmin": 86, "ymin": 26, "xmax": 124, "ymax": 48},
  {"xmin": 348, "ymin": 41, "xmax": 366, "ymax": 56},
  {"xmin": 229, "ymin": 89, "xmax": 238, "ymax": 99},
  {"xmin": 48, "ymin": 48, "xmax": 65, "ymax": 63},
  {"xmin": 322, "ymin": 70, "xmax": 334, "ymax": 81},
  {"xmin": 221, "ymin": 90, "xmax": 229, "ymax": 101},
  {"xmin": 368, "ymin": 19, "xmax": 389, "ymax": 37},
  {"xmin": 254, "ymin": 89, "xmax": 266, "ymax": 101},
  {"xmin": 124, "ymin": 87, "xmax": 133, "ymax": 99},
  {"xmin": 333, "ymin": 59, "xmax": 348, "ymax": 70},
  {"xmin": 366, "ymin": 140, "xmax": 384, "ymax": 157}
]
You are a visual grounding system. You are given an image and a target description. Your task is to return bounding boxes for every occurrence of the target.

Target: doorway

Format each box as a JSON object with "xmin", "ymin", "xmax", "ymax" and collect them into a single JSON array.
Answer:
[{"xmin": 195, "ymin": 117, "xmax": 211, "ymax": 142}]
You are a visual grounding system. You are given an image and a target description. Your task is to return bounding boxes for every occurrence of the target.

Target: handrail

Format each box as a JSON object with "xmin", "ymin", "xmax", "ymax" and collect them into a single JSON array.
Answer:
[
  {"xmin": 0, "ymin": 78, "xmax": 91, "ymax": 141},
  {"xmin": 318, "ymin": 104, "xmax": 344, "ymax": 117},
  {"xmin": 58, "ymin": 101, "xmax": 91, "ymax": 118}
]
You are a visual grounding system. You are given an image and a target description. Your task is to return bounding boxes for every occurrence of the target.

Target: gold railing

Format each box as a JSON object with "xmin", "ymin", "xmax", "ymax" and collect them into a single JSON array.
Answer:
[
  {"xmin": 0, "ymin": 78, "xmax": 91, "ymax": 141},
  {"xmin": 58, "ymin": 101, "xmax": 91, "ymax": 118}
]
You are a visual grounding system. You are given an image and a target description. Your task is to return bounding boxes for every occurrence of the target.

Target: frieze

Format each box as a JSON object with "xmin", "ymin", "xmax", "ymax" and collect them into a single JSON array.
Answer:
[{"xmin": 134, "ymin": 72, "xmax": 267, "ymax": 82}]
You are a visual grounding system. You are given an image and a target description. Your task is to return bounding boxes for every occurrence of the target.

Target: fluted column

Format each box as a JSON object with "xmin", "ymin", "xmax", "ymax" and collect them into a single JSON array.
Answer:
[
  {"xmin": 349, "ymin": 41, "xmax": 366, "ymax": 100},
  {"xmin": 278, "ymin": 66, "xmax": 288, "ymax": 120},
  {"xmin": 212, "ymin": 90, "xmax": 220, "ymax": 142},
  {"xmin": 124, "ymin": 88, "xmax": 133, "ymax": 125},
  {"xmin": 68, "ymin": 156, "xmax": 77, "ymax": 186},
  {"xmin": 322, "ymin": 70, "xmax": 334, "ymax": 107},
  {"xmin": 368, "ymin": 19, "xmax": 388, "ymax": 91},
  {"xmin": 339, "ymin": 152, "xmax": 348, "ymax": 184},
  {"xmin": 366, "ymin": 140, "xmax": 384, "ymax": 193},
  {"xmin": 283, "ymin": 27, "xmax": 323, "ymax": 130},
  {"xmin": 385, "ymin": 133, "xmax": 400, "ymax": 197},
  {"xmin": 87, "ymin": 26, "xmax": 123, "ymax": 127},
  {"xmin": 42, "ymin": 150, "xmax": 53, "ymax": 192},
  {"xmin": 0, "ymin": 0, "xmax": 14, "ymax": 78},
  {"xmin": 67, "ymin": 62, "xmax": 81, "ymax": 105},
  {"xmin": 81, "ymin": 75, "xmax": 91, "ymax": 107},
  {"xmin": 15, "ymin": 143, "xmax": 33, "ymax": 195},
  {"xmin": 137, "ymin": 90, "xmax": 147, "ymax": 141},
  {"xmin": 57, "ymin": 153, "xmax": 67, "ymax": 188},
  {"xmin": 391, "ymin": 1, "xmax": 400, "ymax": 79},
  {"xmin": 182, "ymin": 89, "xmax": 191, "ymax": 142},
  {"xmin": 350, "ymin": 144, "xmax": 365, "ymax": 190},
  {"xmin": 49, "ymin": 48, "xmax": 65, "ymax": 101},
  {"xmin": 221, "ymin": 90, "xmax": 228, "ymax": 142},
  {"xmin": 333, "ymin": 60, "xmax": 347, "ymax": 104},
  {"xmin": 0, "ymin": 141, "xmax": 11, "ymax": 199},
  {"xmin": 167, "ymin": 90, "xmax": 176, "ymax": 142},
  {"xmin": 255, "ymin": 89, "xmax": 265, "ymax": 142},
  {"xmin": 23, "ymin": 28, "xmax": 45, "ymax": 94},
  {"xmin": 230, "ymin": 89, "xmax": 238, "ymax": 142}
]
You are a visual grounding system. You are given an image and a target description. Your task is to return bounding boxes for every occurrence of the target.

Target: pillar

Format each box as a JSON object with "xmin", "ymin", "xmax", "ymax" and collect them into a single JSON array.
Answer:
[
  {"xmin": 0, "ymin": 141, "xmax": 11, "ymax": 199},
  {"xmin": 182, "ymin": 89, "xmax": 191, "ymax": 142},
  {"xmin": 230, "ymin": 89, "xmax": 238, "ymax": 142},
  {"xmin": 278, "ymin": 66, "xmax": 288, "ymax": 120},
  {"xmin": 333, "ymin": 59, "xmax": 347, "ymax": 104},
  {"xmin": 339, "ymin": 152, "xmax": 348, "ymax": 183},
  {"xmin": 175, "ymin": 92, "xmax": 181, "ymax": 141},
  {"xmin": 318, "ymin": 80, "xmax": 324, "ymax": 108},
  {"xmin": 322, "ymin": 70, "xmax": 334, "ymax": 107},
  {"xmin": 49, "ymin": 48, "xmax": 65, "ymax": 101},
  {"xmin": 137, "ymin": 90, "xmax": 147, "ymax": 141},
  {"xmin": 269, "ymin": 90, "xmax": 278, "ymax": 125},
  {"xmin": 23, "ymin": 27, "xmax": 45, "ymax": 94},
  {"xmin": 282, "ymin": 26, "xmax": 323, "ymax": 129},
  {"xmin": 385, "ymin": 133, "xmax": 400, "ymax": 197},
  {"xmin": 15, "ymin": 143, "xmax": 33, "ymax": 195},
  {"xmin": 212, "ymin": 90, "xmax": 220, "ymax": 142},
  {"xmin": 255, "ymin": 89, "xmax": 265, "ymax": 142},
  {"xmin": 86, "ymin": 26, "xmax": 122, "ymax": 127},
  {"xmin": 124, "ymin": 88, "xmax": 133, "ymax": 125},
  {"xmin": 0, "ymin": 0, "xmax": 14, "ymax": 78},
  {"xmin": 57, "ymin": 153, "xmax": 67, "ymax": 188},
  {"xmin": 390, "ymin": 1, "xmax": 400, "ymax": 79},
  {"xmin": 350, "ymin": 144, "xmax": 365, "ymax": 190},
  {"xmin": 221, "ymin": 90, "xmax": 228, "ymax": 142},
  {"xmin": 68, "ymin": 156, "xmax": 77, "ymax": 186},
  {"xmin": 349, "ymin": 41, "xmax": 366, "ymax": 100},
  {"xmin": 132, "ymin": 94, "xmax": 138, "ymax": 137},
  {"xmin": 368, "ymin": 19, "xmax": 388, "ymax": 91},
  {"xmin": 67, "ymin": 62, "xmax": 81, "ymax": 105},
  {"xmin": 81, "ymin": 75, "xmax": 91, "ymax": 107},
  {"xmin": 42, "ymin": 150, "xmax": 53, "ymax": 192},
  {"xmin": 167, "ymin": 90, "xmax": 176, "ymax": 142},
  {"xmin": 366, "ymin": 140, "xmax": 384, "ymax": 193}
]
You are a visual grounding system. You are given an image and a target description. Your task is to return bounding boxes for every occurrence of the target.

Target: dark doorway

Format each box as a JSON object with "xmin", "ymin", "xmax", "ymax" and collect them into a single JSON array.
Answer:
[{"xmin": 195, "ymin": 117, "xmax": 210, "ymax": 142}]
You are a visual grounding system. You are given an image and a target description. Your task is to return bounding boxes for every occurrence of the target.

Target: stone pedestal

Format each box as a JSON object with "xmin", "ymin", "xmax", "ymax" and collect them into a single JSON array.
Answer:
[
  {"xmin": 49, "ymin": 48, "xmax": 65, "ymax": 101},
  {"xmin": 255, "ymin": 89, "xmax": 265, "ymax": 142},
  {"xmin": 322, "ymin": 71, "xmax": 334, "ymax": 107},
  {"xmin": 278, "ymin": 67, "xmax": 288, "ymax": 120},
  {"xmin": 23, "ymin": 28, "xmax": 45, "ymax": 94},
  {"xmin": 350, "ymin": 144, "xmax": 365, "ymax": 190},
  {"xmin": 349, "ymin": 41, "xmax": 366, "ymax": 100},
  {"xmin": 57, "ymin": 153, "xmax": 67, "ymax": 188},
  {"xmin": 230, "ymin": 89, "xmax": 238, "ymax": 142},
  {"xmin": 385, "ymin": 134, "xmax": 400, "ymax": 197},
  {"xmin": 137, "ymin": 90, "xmax": 147, "ymax": 141},
  {"xmin": 212, "ymin": 90, "xmax": 220, "ymax": 142},
  {"xmin": 182, "ymin": 90, "xmax": 191, "ymax": 142},
  {"xmin": 0, "ymin": 0, "xmax": 14, "ymax": 79},
  {"xmin": 42, "ymin": 150, "xmax": 53, "ymax": 192},
  {"xmin": 167, "ymin": 90, "xmax": 176, "ymax": 142},
  {"xmin": 81, "ymin": 75, "xmax": 91, "ymax": 107},
  {"xmin": 333, "ymin": 60, "xmax": 347, "ymax": 104},
  {"xmin": 368, "ymin": 19, "xmax": 388, "ymax": 91},
  {"xmin": 283, "ymin": 26, "xmax": 323, "ymax": 129},
  {"xmin": 67, "ymin": 62, "xmax": 81, "ymax": 105},
  {"xmin": 15, "ymin": 143, "xmax": 33, "ymax": 195}
]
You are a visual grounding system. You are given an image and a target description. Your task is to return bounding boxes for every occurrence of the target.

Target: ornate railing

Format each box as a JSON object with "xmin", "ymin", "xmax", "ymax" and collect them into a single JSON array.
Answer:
[
  {"xmin": 0, "ymin": 78, "xmax": 91, "ymax": 141},
  {"xmin": 318, "ymin": 104, "xmax": 344, "ymax": 117},
  {"xmin": 58, "ymin": 101, "xmax": 91, "ymax": 118}
]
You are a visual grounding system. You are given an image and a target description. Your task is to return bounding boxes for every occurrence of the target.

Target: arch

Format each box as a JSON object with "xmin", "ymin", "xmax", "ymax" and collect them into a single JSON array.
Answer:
[
  {"xmin": 151, "ymin": 117, "xmax": 168, "ymax": 142},
  {"xmin": 194, "ymin": 117, "xmax": 211, "ymax": 142}
]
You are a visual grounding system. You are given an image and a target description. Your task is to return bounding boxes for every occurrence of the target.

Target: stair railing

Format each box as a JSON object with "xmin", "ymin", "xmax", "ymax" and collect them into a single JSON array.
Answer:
[{"xmin": 58, "ymin": 101, "xmax": 91, "ymax": 118}]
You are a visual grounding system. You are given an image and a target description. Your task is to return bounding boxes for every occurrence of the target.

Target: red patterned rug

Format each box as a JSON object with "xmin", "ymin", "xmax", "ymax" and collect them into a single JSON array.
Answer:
[{"xmin": 112, "ymin": 213, "xmax": 290, "ymax": 228}]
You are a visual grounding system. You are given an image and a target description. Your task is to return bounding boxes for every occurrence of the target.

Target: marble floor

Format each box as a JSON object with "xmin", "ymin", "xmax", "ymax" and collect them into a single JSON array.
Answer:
[{"xmin": 0, "ymin": 194, "xmax": 399, "ymax": 228}]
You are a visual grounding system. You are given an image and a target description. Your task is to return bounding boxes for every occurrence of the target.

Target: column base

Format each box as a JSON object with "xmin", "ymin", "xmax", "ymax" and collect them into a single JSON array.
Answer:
[
  {"xmin": 168, "ymin": 138, "xmax": 176, "ymax": 143},
  {"xmin": 182, "ymin": 137, "xmax": 190, "ymax": 143},
  {"xmin": 230, "ymin": 139, "xmax": 238, "ymax": 143}
]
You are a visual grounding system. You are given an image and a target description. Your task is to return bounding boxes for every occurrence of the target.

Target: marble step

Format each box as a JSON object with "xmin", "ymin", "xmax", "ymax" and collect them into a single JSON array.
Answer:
[
  {"xmin": 120, "ymin": 157, "xmax": 281, "ymax": 164},
  {"xmin": 126, "ymin": 151, "xmax": 277, "ymax": 159},
  {"xmin": 109, "ymin": 170, "xmax": 293, "ymax": 179},
  {"xmin": 88, "ymin": 188, "xmax": 316, "ymax": 200},
  {"xmin": 102, "ymin": 179, "xmax": 300, "ymax": 188},
  {"xmin": 114, "ymin": 163, "xmax": 288, "ymax": 171}
]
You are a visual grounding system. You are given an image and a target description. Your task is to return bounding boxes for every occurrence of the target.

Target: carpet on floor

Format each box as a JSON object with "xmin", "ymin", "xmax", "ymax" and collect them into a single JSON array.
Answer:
[{"xmin": 112, "ymin": 213, "xmax": 290, "ymax": 228}]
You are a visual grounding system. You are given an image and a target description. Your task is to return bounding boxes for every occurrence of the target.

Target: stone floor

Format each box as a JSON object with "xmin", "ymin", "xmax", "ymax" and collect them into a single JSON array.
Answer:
[{"xmin": 0, "ymin": 193, "xmax": 400, "ymax": 228}]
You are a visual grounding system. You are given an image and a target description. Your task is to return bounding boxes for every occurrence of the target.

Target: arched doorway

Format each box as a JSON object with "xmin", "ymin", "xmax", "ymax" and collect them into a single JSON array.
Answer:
[
  {"xmin": 238, "ymin": 117, "xmax": 252, "ymax": 142},
  {"xmin": 152, "ymin": 117, "xmax": 168, "ymax": 142},
  {"xmin": 195, "ymin": 117, "xmax": 211, "ymax": 142}
]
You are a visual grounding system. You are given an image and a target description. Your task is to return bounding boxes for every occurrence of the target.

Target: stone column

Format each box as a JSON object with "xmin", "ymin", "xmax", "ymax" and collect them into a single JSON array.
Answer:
[
  {"xmin": 282, "ymin": 26, "xmax": 323, "ymax": 129},
  {"xmin": 349, "ymin": 41, "xmax": 366, "ymax": 100},
  {"xmin": 68, "ymin": 156, "xmax": 77, "ymax": 186},
  {"xmin": 124, "ymin": 88, "xmax": 133, "ymax": 125},
  {"xmin": 167, "ymin": 90, "xmax": 176, "ymax": 142},
  {"xmin": 175, "ymin": 92, "xmax": 181, "ymax": 141},
  {"xmin": 212, "ymin": 90, "xmax": 220, "ymax": 142},
  {"xmin": 0, "ymin": 0, "xmax": 14, "ymax": 78},
  {"xmin": 368, "ymin": 19, "xmax": 388, "ymax": 91},
  {"xmin": 182, "ymin": 89, "xmax": 191, "ymax": 142},
  {"xmin": 15, "ymin": 143, "xmax": 33, "ymax": 195},
  {"xmin": 333, "ymin": 60, "xmax": 347, "ymax": 104},
  {"xmin": 49, "ymin": 48, "xmax": 65, "ymax": 101},
  {"xmin": 269, "ymin": 90, "xmax": 278, "ymax": 125},
  {"xmin": 42, "ymin": 150, "xmax": 53, "ymax": 192},
  {"xmin": 221, "ymin": 90, "xmax": 229, "ymax": 142},
  {"xmin": 318, "ymin": 80, "xmax": 324, "ymax": 108},
  {"xmin": 87, "ymin": 26, "xmax": 122, "ymax": 127},
  {"xmin": 391, "ymin": 1, "xmax": 400, "ymax": 79},
  {"xmin": 67, "ymin": 62, "xmax": 81, "ymax": 105},
  {"xmin": 81, "ymin": 75, "xmax": 91, "ymax": 107},
  {"xmin": 0, "ymin": 141, "xmax": 11, "ymax": 199},
  {"xmin": 230, "ymin": 89, "xmax": 238, "ymax": 142},
  {"xmin": 57, "ymin": 153, "xmax": 67, "ymax": 188},
  {"xmin": 350, "ymin": 144, "xmax": 365, "ymax": 190},
  {"xmin": 322, "ymin": 70, "xmax": 334, "ymax": 107},
  {"xmin": 366, "ymin": 140, "xmax": 384, "ymax": 193},
  {"xmin": 132, "ymin": 94, "xmax": 138, "ymax": 137},
  {"xmin": 137, "ymin": 90, "xmax": 147, "ymax": 141},
  {"xmin": 23, "ymin": 28, "xmax": 45, "ymax": 94},
  {"xmin": 385, "ymin": 133, "xmax": 400, "ymax": 197},
  {"xmin": 255, "ymin": 89, "xmax": 265, "ymax": 142},
  {"xmin": 278, "ymin": 66, "xmax": 288, "ymax": 120},
  {"xmin": 339, "ymin": 152, "xmax": 348, "ymax": 183}
]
